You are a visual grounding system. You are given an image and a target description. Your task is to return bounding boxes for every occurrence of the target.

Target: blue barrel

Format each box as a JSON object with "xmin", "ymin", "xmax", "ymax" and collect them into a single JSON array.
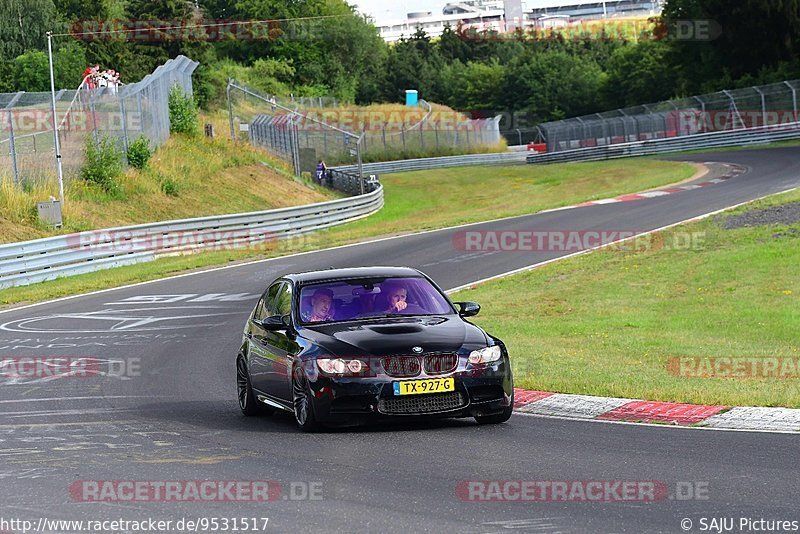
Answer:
[{"xmin": 405, "ymin": 90, "xmax": 419, "ymax": 107}]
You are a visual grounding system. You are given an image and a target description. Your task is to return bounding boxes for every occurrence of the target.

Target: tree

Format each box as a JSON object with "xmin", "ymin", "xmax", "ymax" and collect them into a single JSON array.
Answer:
[
  {"xmin": 502, "ymin": 50, "xmax": 606, "ymax": 121},
  {"xmin": 12, "ymin": 50, "xmax": 50, "ymax": 91},
  {"xmin": 438, "ymin": 24, "xmax": 468, "ymax": 63},
  {"xmin": 54, "ymin": 41, "xmax": 88, "ymax": 88},
  {"xmin": 53, "ymin": 0, "xmax": 113, "ymax": 20},
  {"xmin": 603, "ymin": 40, "xmax": 678, "ymax": 108},
  {"xmin": 0, "ymin": 0, "xmax": 62, "ymax": 60},
  {"xmin": 661, "ymin": 0, "xmax": 800, "ymax": 93}
]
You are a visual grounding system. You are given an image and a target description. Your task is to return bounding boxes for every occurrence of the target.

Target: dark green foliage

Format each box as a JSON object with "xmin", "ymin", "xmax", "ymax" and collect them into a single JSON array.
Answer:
[
  {"xmin": 127, "ymin": 135, "xmax": 152, "ymax": 169},
  {"xmin": 158, "ymin": 174, "xmax": 180, "ymax": 196},
  {"xmin": 81, "ymin": 134, "xmax": 123, "ymax": 195},
  {"xmin": 1, "ymin": 0, "xmax": 797, "ymax": 129},
  {"xmin": 168, "ymin": 85, "xmax": 199, "ymax": 136}
]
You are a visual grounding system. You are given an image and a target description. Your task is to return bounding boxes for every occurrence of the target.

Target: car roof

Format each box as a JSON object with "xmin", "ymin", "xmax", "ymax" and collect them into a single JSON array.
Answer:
[{"xmin": 282, "ymin": 266, "xmax": 424, "ymax": 285}]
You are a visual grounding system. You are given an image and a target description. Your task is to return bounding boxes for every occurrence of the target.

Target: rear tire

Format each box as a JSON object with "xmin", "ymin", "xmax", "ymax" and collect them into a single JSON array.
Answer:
[
  {"xmin": 237, "ymin": 354, "xmax": 273, "ymax": 416},
  {"xmin": 292, "ymin": 365, "xmax": 322, "ymax": 432}
]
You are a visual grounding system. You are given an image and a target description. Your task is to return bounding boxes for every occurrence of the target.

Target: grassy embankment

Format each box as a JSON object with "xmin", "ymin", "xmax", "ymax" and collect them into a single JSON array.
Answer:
[
  {"xmin": 455, "ymin": 188, "xmax": 800, "ymax": 408},
  {"xmin": 0, "ymin": 132, "xmax": 338, "ymax": 244}
]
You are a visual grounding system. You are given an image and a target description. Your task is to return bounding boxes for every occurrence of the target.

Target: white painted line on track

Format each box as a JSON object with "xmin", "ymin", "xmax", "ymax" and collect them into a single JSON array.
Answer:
[
  {"xmin": 0, "ymin": 396, "xmax": 163, "ymax": 404},
  {"xmin": 513, "ymin": 411, "xmax": 800, "ymax": 435}
]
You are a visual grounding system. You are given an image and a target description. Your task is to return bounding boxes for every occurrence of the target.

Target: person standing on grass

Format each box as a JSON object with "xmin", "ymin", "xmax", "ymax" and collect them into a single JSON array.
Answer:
[{"xmin": 315, "ymin": 160, "xmax": 327, "ymax": 185}]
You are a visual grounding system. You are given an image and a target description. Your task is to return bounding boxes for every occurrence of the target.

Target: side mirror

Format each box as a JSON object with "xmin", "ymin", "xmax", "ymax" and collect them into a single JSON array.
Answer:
[
  {"xmin": 454, "ymin": 301, "xmax": 480, "ymax": 318},
  {"xmin": 259, "ymin": 315, "xmax": 288, "ymax": 331}
]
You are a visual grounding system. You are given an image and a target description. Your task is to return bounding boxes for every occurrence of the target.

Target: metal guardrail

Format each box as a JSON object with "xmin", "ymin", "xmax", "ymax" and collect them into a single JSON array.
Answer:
[
  {"xmin": 334, "ymin": 151, "xmax": 528, "ymax": 175},
  {"xmin": 527, "ymin": 121, "xmax": 800, "ymax": 165},
  {"xmin": 0, "ymin": 186, "xmax": 384, "ymax": 290}
]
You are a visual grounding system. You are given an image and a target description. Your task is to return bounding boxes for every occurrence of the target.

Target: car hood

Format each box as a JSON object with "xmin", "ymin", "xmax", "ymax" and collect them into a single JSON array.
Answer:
[{"xmin": 300, "ymin": 316, "xmax": 488, "ymax": 357}]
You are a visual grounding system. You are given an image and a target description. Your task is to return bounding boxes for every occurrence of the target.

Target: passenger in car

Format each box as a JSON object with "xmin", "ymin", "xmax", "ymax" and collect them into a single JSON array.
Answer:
[{"xmin": 302, "ymin": 288, "xmax": 335, "ymax": 323}]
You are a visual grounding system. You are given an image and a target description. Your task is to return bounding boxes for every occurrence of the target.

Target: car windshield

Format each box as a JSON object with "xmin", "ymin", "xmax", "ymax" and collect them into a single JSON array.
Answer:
[{"xmin": 298, "ymin": 277, "xmax": 455, "ymax": 325}]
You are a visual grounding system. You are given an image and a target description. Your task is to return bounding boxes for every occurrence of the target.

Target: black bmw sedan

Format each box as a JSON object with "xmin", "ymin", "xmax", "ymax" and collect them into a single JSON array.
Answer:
[{"xmin": 236, "ymin": 267, "xmax": 513, "ymax": 431}]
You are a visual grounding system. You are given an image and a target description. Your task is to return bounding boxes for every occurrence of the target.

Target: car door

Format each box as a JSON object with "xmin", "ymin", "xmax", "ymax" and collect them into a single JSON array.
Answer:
[
  {"xmin": 261, "ymin": 282, "xmax": 300, "ymax": 402},
  {"xmin": 248, "ymin": 281, "xmax": 283, "ymax": 396}
]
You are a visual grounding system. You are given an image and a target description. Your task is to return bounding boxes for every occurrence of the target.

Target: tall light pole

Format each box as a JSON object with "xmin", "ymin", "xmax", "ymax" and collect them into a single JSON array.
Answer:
[{"xmin": 46, "ymin": 31, "xmax": 65, "ymax": 205}]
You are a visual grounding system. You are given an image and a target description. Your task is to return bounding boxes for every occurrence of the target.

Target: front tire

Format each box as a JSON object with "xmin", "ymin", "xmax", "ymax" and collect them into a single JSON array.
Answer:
[
  {"xmin": 237, "ymin": 354, "xmax": 272, "ymax": 416},
  {"xmin": 292, "ymin": 365, "xmax": 322, "ymax": 432},
  {"xmin": 475, "ymin": 392, "xmax": 514, "ymax": 425}
]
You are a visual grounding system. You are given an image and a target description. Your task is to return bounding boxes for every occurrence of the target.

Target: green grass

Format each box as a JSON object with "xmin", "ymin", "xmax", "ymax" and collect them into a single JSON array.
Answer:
[
  {"xmin": 0, "ymin": 158, "xmax": 695, "ymax": 307},
  {"xmin": 0, "ymin": 119, "xmax": 338, "ymax": 244},
  {"xmin": 454, "ymin": 188, "xmax": 800, "ymax": 408}
]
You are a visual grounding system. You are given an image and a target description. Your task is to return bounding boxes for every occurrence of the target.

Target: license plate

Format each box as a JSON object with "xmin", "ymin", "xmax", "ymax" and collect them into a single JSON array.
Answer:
[{"xmin": 393, "ymin": 378, "xmax": 455, "ymax": 396}]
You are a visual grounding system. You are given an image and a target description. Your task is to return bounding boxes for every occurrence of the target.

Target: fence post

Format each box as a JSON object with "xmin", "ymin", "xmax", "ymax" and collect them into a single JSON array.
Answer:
[
  {"xmin": 6, "ymin": 110, "xmax": 19, "ymax": 184},
  {"xmin": 357, "ymin": 133, "xmax": 364, "ymax": 196},
  {"xmin": 382, "ymin": 124, "xmax": 387, "ymax": 152},
  {"xmin": 290, "ymin": 113, "xmax": 301, "ymax": 176},
  {"xmin": 419, "ymin": 124, "xmax": 424, "ymax": 152},
  {"xmin": 89, "ymin": 93, "xmax": 99, "ymax": 144},
  {"xmin": 784, "ymin": 81, "xmax": 798, "ymax": 122},
  {"xmin": 119, "ymin": 96, "xmax": 130, "ymax": 155},
  {"xmin": 227, "ymin": 80, "xmax": 235, "ymax": 141},
  {"xmin": 435, "ymin": 127, "xmax": 440, "ymax": 150},
  {"xmin": 753, "ymin": 86, "xmax": 767, "ymax": 128}
]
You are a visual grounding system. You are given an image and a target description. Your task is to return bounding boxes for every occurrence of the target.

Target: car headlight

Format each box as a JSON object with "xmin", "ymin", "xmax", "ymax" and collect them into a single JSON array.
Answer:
[
  {"xmin": 468, "ymin": 346, "xmax": 502, "ymax": 365},
  {"xmin": 317, "ymin": 358, "xmax": 367, "ymax": 376}
]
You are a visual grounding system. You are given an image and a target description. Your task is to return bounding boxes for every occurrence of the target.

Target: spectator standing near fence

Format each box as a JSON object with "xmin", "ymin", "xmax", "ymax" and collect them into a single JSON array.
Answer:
[{"xmin": 315, "ymin": 160, "xmax": 327, "ymax": 185}]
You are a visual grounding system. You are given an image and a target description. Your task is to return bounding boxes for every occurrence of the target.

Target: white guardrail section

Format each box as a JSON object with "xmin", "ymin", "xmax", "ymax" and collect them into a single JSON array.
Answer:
[
  {"xmin": 527, "ymin": 121, "xmax": 800, "ymax": 164},
  {"xmin": 0, "ymin": 186, "xmax": 383, "ymax": 290},
  {"xmin": 335, "ymin": 151, "xmax": 528, "ymax": 174}
]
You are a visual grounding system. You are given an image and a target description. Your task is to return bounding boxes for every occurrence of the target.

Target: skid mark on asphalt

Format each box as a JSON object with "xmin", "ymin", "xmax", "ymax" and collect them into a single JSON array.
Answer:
[
  {"xmin": 133, "ymin": 454, "xmax": 245, "ymax": 465},
  {"xmin": 480, "ymin": 518, "xmax": 568, "ymax": 533}
]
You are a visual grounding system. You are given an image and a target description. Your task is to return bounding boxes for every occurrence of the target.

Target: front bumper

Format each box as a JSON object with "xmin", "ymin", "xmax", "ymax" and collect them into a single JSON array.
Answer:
[{"xmin": 306, "ymin": 358, "xmax": 513, "ymax": 424}]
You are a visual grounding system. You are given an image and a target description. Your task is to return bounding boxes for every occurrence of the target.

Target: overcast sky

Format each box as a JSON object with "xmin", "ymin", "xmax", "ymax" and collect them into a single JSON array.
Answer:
[{"xmin": 353, "ymin": 1, "xmax": 448, "ymax": 24}]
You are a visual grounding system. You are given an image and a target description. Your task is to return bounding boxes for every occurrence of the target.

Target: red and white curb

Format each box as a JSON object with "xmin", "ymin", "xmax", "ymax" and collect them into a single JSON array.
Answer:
[
  {"xmin": 512, "ymin": 389, "xmax": 800, "ymax": 432},
  {"xmin": 540, "ymin": 163, "xmax": 747, "ymax": 213}
]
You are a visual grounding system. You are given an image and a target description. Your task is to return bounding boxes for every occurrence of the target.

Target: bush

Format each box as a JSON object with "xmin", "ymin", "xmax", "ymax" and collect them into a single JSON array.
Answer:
[
  {"xmin": 81, "ymin": 135, "xmax": 123, "ymax": 195},
  {"xmin": 127, "ymin": 135, "xmax": 152, "ymax": 169},
  {"xmin": 160, "ymin": 176, "xmax": 180, "ymax": 197},
  {"xmin": 168, "ymin": 85, "xmax": 199, "ymax": 136}
]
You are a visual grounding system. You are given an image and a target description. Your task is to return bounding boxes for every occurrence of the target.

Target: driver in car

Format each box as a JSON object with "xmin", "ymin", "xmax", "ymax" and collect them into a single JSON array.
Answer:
[
  {"xmin": 382, "ymin": 282, "xmax": 409, "ymax": 314},
  {"xmin": 303, "ymin": 288, "xmax": 335, "ymax": 323}
]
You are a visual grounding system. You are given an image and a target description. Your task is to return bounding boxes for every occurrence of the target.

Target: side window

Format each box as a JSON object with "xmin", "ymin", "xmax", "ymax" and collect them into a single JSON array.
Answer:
[
  {"xmin": 275, "ymin": 283, "xmax": 293, "ymax": 317},
  {"xmin": 258, "ymin": 282, "xmax": 283, "ymax": 320}
]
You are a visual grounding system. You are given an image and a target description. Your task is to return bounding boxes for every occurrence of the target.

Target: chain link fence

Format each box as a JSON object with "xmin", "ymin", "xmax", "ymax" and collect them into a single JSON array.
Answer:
[
  {"xmin": 541, "ymin": 80, "xmax": 800, "ymax": 153},
  {"xmin": 227, "ymin": 80, "xmax": 504, "ymax": 179},
  {"xmin": 228, "ymin": 80, "xmax": 365, "ymax": 189},
  {"xmin": 0, "ymin": 55, "xmax": 198, "ymax": 185}
]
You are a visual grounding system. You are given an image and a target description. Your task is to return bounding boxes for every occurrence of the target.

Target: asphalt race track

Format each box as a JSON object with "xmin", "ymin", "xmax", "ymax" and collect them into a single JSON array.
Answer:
[{"xmin": 1, "ymin": 147, "xmax": 799, "ymax": 534}]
